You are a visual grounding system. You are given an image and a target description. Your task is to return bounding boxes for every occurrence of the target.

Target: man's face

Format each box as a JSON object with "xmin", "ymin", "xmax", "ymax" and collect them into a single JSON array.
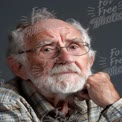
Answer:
[{"xmin": 24, "ymin": 19, "xmax": 93, "ymax": 98}]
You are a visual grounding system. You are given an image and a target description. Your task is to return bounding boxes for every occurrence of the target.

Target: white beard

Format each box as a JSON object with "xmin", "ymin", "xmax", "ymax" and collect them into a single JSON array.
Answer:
[{"xmin": 27, "ymin": 63, "xmax": 92, "ymax": 99}]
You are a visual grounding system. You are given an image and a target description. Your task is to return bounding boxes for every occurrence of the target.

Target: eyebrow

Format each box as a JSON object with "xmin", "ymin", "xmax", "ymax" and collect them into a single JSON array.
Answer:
[
  {"xmin": 34, "ymin": 38, "xmax": 83, "ymax": 48},
  {"xmin": 66, "ymin": 38, "xmax": 84, "ymax": 43},
  {"xmin": 35, "ymin": 40, "xmax": 54, "ymax": 47}
]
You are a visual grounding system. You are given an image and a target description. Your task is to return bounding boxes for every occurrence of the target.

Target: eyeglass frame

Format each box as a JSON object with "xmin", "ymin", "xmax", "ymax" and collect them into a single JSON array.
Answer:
[{"xmin": 18, "ymin": 42, "xmax": 90, "ymax": 59}]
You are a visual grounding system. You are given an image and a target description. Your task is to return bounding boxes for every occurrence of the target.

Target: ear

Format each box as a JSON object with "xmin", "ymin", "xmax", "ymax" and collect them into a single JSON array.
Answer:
[
  {"xmin": 7, "ymin": 56, "xmax": 28, "ymax": 80},
  {"xmin": 89, "ymin": 56, "xmax": 95, "ymax": 68}
]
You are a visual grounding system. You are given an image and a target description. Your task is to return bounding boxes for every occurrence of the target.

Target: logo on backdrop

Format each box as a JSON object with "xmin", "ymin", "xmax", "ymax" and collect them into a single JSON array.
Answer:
[
  {"xmin": 88, "ymin": 0, "xmax": 122, "ymax": 29},
  {"xmin": 98, "ymin": 48, "xmax": 122, "ymax": 77}
]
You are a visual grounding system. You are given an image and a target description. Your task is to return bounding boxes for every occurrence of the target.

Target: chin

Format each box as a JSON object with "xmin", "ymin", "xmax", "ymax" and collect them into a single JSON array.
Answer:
[
  {"xmin": 48, "ymin": 74, "xmax": 86, "ymax": 95},
  {"xmin": 50, "ymin": 79, "xmax": 86, "ymax": 100}
]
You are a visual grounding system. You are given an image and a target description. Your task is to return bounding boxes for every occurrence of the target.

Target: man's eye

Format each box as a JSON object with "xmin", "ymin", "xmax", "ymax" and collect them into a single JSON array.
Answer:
[
  {"xmin": 40, "ymin": 46, "xmax": 55, "ymax": 53},
  {"xmin": 43, "ymin": 48, "xmax": 52, "ymax": 52},
  {"xmin": 69, "ymin": 44, "xmax": 80, "ymax": 49}
]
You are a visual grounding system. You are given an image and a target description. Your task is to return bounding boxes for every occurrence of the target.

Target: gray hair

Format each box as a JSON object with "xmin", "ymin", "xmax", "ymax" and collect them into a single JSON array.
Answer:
[
  {"xmin": 7, "ymin": 7, "xmax": 95, "ymax": 65},
  {"xmin": 66, "ymin": 19, "xmax": 95, "ymax": 58}
]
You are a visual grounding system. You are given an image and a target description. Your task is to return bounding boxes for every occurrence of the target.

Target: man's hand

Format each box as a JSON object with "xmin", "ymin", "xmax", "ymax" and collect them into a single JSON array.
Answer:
[{"xmin": 79, "ymin": 72, "xmax": 120, "ymax": 108}]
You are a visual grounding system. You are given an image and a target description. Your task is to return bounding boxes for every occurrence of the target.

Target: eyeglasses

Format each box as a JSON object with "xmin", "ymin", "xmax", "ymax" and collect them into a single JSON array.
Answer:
[{"xmin": 18, "ymin": 42, "xmax": 90, "ymax": 59}]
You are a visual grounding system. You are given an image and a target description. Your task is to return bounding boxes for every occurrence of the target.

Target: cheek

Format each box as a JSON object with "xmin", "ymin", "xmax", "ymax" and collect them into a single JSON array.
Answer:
[
  {"xmin": 75, "ymin": 56, "xmax": 90, "ymax": 75},
  {"xmin": 27, "ymin": 56, "xmax": 55, "ymax": 75}
]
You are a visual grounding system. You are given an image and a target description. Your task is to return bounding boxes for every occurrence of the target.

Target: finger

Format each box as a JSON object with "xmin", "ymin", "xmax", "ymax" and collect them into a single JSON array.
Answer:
[
  {"xmin": 86, "ymin": 83, "xmax": 90, "ymax": 89},
  {"xmin": 103, "ymin": 72, "xmax": 110, "ymax": 80},
  {"xmin": 78, "ymin": 89, "xmax": 90, "ymax": 100},
  {"xmin": 79, "ymin": 93, "xmax": 90, "ymax": 100}
]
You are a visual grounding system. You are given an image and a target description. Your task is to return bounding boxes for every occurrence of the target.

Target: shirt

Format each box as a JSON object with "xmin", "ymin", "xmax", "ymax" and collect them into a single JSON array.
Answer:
[{"xmin": 0, "ymin": 77, "xmax": 122, "ymax": 122}]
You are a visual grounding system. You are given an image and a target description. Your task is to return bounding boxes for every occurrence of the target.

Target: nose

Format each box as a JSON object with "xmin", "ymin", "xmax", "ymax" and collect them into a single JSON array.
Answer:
[{"xmin": 56, "ymin": 48, "xmax": 74, "ymax": 64}]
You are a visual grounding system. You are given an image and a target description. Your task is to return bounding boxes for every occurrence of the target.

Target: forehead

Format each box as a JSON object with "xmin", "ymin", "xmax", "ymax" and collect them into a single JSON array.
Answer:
[
  {"xmin": 33, "ymin": 19, "xmax": 79, "ymax": 31},
  {"xmin": 24, "ymin": 19, "xmax": 82, "ymax": 47}
]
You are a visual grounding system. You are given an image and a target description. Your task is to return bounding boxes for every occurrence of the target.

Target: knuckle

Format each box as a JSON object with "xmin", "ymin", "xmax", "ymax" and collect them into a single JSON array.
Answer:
[
  {"xmin": 87, "ymin": 75, "xmax": 95, "ymax": 84},
  {"xmin": 97, "ymin": 72, "xmax": 110, "ymax": 78},
  {"xmin": 87, "ymin": 75, "xmax": 93, "ymax": 81},
  {"xmin": 97, "ymin": 72, "xmax": 104, "ymax": 76}
]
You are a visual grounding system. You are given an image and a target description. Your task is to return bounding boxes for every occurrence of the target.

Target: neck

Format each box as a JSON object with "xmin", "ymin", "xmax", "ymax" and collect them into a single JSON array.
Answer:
[{"xmin": 42, "ymin": 92, "xmax": 74, "ymax": 115}]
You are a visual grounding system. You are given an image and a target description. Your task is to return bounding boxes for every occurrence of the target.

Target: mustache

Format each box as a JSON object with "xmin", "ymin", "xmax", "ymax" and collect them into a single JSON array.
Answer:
[{"xmin": 50, "ymin": 63, "xmax": 81, "ymax": 75}]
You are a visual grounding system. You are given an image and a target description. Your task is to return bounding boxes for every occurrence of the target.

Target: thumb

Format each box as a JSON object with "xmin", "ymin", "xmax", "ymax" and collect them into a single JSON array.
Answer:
[
  {"xmin": 86, "ymin": 83, "xmax": 90, "ymax": 89},
  {"xmin": 78, "ymin": 89, "xmax": 90, "ymax": 100}
]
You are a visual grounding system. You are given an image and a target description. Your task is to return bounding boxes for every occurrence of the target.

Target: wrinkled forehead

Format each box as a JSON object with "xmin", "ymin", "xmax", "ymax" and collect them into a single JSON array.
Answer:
[
  {"xmin": 33, "ymin": 19, "xmax": 78, "ymax": 31},
  {"xmin": 23, "ymin": 19, "xmax": 82, "ymax": 46},
  {"xmin": 35, "ymin": 19, "xmax": 71, "ymax": 29}
]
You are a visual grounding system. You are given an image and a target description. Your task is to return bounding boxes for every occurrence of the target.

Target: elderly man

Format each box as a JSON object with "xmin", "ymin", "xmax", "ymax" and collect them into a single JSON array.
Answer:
[{"xmin": 0, "ymin": 8, "xmax": 122, "ymax": 122}]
